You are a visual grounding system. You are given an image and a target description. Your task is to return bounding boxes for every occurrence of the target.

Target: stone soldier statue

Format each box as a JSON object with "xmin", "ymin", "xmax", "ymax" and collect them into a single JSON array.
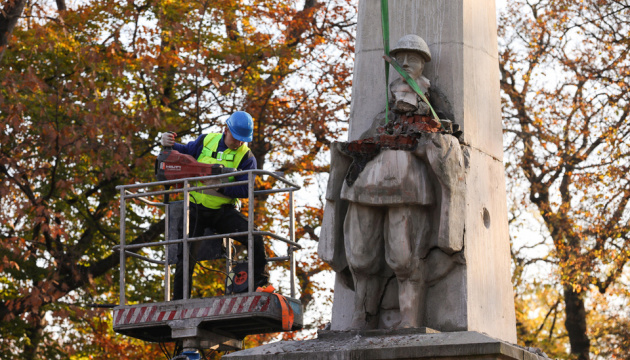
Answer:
[
  {"xmin": 389, "ymin": 34, "xmax": 432, "ymax": 116},
  {"xmin": 320, "ymin": 34, "xmax": 467, "ymax": 330}
]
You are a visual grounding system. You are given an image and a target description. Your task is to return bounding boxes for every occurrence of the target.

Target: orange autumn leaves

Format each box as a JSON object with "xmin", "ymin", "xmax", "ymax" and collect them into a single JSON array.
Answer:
[
  {"xmin": 500, "ymin": 0, "xmax": 630, "ymax": 359},
  {"xmin": 1, "ymin": 0, "xmax": 355, "ymax": 358}
]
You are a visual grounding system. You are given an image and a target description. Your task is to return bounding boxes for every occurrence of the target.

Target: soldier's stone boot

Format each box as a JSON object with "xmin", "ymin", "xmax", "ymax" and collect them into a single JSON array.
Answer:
[
  {"xmin": 349, "ymin": 275, "xmax": 387, "ymax": 330},
  {"xmin": 396, "ymin": 279, "xmax": 426, "ymax": 329}
]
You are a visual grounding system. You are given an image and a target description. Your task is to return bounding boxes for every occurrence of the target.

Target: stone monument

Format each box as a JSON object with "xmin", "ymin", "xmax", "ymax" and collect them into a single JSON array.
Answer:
[
  {"xmin": 319, "ymin": 0, "xmax": 517, "ymax": 341},
  {"xmin": 224, "ymin": 1, "xmax": 548, "ymax": 359},
  {"xmin": 322, "ymin": 33, "xmax": 468, "ymax": 331}
]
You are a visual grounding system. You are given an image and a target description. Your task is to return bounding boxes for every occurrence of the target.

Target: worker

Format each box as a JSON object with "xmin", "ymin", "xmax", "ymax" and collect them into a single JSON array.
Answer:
[{"xmin": 161, "ymin": 111, "xmax": 269, "ymax": 300}]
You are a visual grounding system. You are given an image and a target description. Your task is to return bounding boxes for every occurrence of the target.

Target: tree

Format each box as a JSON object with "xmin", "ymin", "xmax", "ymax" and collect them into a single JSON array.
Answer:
[
  {"xmin": 0, "ymin": 0, "xmax": 355, "ymax": 357},
  {"xmin": 499, "ymin": 0, "xmax": 630, "ymax": 359},
  {"xmin": 0, "ymin": 0, "xmax": 27, "ymax": 62}
]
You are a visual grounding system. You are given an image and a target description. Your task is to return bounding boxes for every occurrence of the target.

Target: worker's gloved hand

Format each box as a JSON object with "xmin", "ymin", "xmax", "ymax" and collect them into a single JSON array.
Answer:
[{"xmin": 161, "ymin": 132, "xmax": 176, "ymax": 147}]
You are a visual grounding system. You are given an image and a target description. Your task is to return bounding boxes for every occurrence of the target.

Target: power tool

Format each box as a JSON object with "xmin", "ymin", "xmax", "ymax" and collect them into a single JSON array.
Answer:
[{"xmin": 155, "ymin": 134, "xmax": 236, "ymax": 184}]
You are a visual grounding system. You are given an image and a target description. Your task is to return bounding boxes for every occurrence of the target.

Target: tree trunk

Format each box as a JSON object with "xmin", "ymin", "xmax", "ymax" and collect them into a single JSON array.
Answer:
[
  {"xmin": 564, "ymin": 285, "xmax": 591, "ymax": 360},
  {"xmin": 55, "ymin": 0, "xmax": 66, "ymax": 11},
  {"xmin": 22, "ymin": 311, "xmax": 45, "ymax": 360},
  {"xmin": 0, "ymin": 0, "xmax": 27, "ymax": 62}
]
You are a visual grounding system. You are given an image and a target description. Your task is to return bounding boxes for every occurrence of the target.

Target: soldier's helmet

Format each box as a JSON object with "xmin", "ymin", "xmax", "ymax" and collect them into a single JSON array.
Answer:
[{"xmin": 390, "ymin": 34, "xmax": 432, "ymax": 62}]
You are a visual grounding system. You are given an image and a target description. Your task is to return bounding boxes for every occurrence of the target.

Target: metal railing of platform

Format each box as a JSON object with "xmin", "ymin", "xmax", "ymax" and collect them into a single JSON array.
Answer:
[{"xmin": 113, "ymin": 170, "xmax": 301, "ymax": 305}]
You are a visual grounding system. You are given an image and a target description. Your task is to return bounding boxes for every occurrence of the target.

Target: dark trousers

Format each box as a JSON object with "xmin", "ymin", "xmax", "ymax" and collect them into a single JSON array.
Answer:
[{"xmin": 173, "ymin": 203, "xmax": 268, "ymax": 300}]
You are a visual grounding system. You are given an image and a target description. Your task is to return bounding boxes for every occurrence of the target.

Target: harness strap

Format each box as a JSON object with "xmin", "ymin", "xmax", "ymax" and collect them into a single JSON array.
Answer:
[
  {"xmin": 210, "ymin": 151, "xmax": 235, "ymax": 161},
  {"xmin": 275, "ymin": 293, "xmax": 294, "ymax": 331},
  {"xmin": 203, "ymin": 133, "xmax": 222, "ymax": 152},
  {"xmin": 380, "ymin": 0, "xmax": 443, "ymax": 129},
  {"xmin": 257, "ymin": 285, "xmax": 295, "ymax": 331}
]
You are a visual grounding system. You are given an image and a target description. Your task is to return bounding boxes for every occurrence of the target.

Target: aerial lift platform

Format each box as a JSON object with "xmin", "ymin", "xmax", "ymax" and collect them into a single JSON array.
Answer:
[
  {"xmin": 113, "ymin": 291, "xmax": 302, "ymax": 350},
  {"xmin": 112, "ymin": 153, "xmax": 303, "ymax": 355}
]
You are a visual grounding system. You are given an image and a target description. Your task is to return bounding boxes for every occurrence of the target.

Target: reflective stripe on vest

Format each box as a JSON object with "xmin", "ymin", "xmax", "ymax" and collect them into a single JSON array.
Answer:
[{"xmin": 190, "ymin": 133, "xmax": 250, "ymax": 209}]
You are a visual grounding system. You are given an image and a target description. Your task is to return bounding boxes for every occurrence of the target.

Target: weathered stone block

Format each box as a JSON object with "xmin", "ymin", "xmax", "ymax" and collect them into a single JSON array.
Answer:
[{"xmin": 223, "ymin": 330, "xmax": 548, "ymax": 360}]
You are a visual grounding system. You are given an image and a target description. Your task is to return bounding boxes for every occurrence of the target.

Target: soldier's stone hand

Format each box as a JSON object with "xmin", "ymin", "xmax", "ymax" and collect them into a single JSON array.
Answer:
[
  {"xmin": 415, "ymin": 133, "xmax": 466, "ymax": 188},
  {"xmin": 414, "ymin": 132, "xmax": 443, "ymax": 159}
]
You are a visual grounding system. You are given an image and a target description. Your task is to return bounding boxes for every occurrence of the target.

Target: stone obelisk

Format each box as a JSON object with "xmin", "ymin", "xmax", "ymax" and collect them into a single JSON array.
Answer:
[
  {"xmin": 326, "ymin": 0, "xmax": 517, "ymax": 342},
  {"xmin": 224, "ymin": 1, "xmax": 542, "ymax": 359}
]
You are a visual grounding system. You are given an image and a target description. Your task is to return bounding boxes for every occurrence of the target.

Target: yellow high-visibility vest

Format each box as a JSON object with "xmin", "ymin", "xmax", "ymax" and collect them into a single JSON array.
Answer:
[{"xmin": 190, "ymin": 133, "xmax": 251, "ymax": 209}]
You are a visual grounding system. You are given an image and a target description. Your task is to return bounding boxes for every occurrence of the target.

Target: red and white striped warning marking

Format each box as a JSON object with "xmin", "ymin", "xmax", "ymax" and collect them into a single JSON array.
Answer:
[{"xmin": 113, "ymin": 295, "xmax": 270, "ymax": 327}]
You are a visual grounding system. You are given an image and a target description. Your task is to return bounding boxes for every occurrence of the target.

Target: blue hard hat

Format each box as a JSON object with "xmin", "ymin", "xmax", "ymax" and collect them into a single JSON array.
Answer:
[{"xmin": 226, "ymin": 111, "xmax": 254, "ymax": 142}]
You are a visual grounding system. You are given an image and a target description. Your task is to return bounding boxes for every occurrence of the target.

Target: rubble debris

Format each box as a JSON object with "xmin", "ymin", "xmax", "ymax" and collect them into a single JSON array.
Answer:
[{"xmin": 341, "ymin": 114, "xmax": 460, "ymax": 186}]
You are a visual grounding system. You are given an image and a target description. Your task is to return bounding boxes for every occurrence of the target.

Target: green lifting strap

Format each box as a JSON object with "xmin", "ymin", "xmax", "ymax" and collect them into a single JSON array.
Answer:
[
  {"xmin": 379, "ymin": 0, "xmax": 442, "ymax": 128},
  {"xmin": 384, "ymin": 55, "xmax": 441, "ymax": 123},
  {"xmin": 381, "ymin": 0, "xmax": 391, "ymax": 125}
]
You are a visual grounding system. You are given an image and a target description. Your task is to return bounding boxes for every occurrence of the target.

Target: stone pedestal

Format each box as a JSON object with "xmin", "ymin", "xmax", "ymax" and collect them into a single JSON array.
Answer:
[
  {"xmin": 324, "ymin": 0, "xmax": 517, "ymax": 342},
  {"xmin": 223, "ymin": 330, "xmax": 549, "ymax": 360}
]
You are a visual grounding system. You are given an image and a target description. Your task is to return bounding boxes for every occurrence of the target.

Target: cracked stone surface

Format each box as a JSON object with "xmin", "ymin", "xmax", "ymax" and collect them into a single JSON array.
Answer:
[{"xmin": 224, "ymin": 331, "xmax": 549, "ymax": 360}]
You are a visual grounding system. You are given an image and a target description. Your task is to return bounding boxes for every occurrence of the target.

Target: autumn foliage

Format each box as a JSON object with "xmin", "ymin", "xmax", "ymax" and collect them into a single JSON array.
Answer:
[
  {"xmin": 7, "ymin": 0, "xmax": 630, "ymax": 358},
  {"xmin": 500, "ymin": 0, "xmax": 630, "ymax": 359},
  {"xmin": 0, "ymin": 0, "xmax": 355, "ymax": 358}
]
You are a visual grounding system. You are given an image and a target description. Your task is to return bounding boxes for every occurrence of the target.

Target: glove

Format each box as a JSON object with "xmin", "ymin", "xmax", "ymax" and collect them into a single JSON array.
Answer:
[{"xmin": 161, "ymin": 132, "xmax": 175, "ymax": 147}]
